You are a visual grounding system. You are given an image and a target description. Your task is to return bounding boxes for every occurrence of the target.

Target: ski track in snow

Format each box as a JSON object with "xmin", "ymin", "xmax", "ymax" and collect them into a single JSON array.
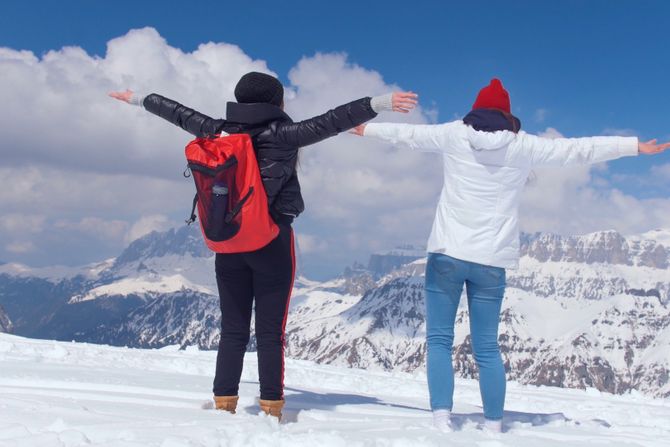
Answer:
[{"xmin": 0, "ymin": 334, "xmax": 669, "ymax": 446}]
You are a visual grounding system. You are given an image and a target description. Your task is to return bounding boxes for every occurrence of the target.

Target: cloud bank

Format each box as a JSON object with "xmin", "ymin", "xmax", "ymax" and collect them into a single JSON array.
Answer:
[
  {"xmin": 519, "ymin": 129, "xmax": 670, "ymax": 237},
  {"xmin": 1, "ymin": 28, "xmax": 668, "ymax": 277}
]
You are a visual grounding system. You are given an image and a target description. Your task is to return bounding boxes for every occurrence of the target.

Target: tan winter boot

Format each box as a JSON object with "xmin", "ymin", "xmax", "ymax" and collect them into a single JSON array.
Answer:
[
  {"xmin": 214, "ymin": 395, "xmax": 239, "ymax": 414},
  {"xmin": 259, "ymin": 399, "xmax": 284, "ymax": 421}
]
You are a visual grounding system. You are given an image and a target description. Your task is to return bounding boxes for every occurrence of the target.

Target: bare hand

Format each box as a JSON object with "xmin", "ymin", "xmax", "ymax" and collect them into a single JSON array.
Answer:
[
  {"xmin": 392, "ymin": 91, "xmax": 418, "ymax": 113},
  {"xmin": 108, "ymin": 89, "xmax": 134, "ymax": 104},
  {"xmin": 350, "ymin": 124, "xmax": 366, "ymax": 136},
  {"xmin": 638, "ymin": 139, "xmax": 670, "ymax": 155}
]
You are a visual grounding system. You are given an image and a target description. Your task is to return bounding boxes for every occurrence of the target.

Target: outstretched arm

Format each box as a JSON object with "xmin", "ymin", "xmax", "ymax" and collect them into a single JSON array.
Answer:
[
  {"xmin": 109, "ymin": 89, "xmax": 225, "ymax": 138},
  {"xmin": 519, "ymin": 132, "xmax": 669, "ymax": 167},
  {"xmin": 274, "ymin": 92, "xmax": 417, "ymax": 148},
  {"xmin": 352, "ymin": 121, "xmax": 459, "ymax": 153}
]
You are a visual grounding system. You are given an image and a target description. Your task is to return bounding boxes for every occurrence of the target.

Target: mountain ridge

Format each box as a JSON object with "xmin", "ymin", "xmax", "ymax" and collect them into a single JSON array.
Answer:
[{"xmin": 0, "ymin": 226, "xmax": 669, "ymax": 397}]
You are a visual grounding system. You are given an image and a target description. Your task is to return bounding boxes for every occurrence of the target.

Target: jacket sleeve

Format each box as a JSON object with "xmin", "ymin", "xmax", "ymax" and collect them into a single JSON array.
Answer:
[
  {"xmin": 142, "ymin": 94, "xmax": 226, "ymax": 138},
  {"xmin": 363, "ymin": 122, "xmax": 459, "ymax": 153},
  {"xmin": 516, "ymin": 132, "xmax": 639, "ymax": 167},
  {"xmin": 273, "ymin": 97, "xmax": 377, "ymax": 148}
]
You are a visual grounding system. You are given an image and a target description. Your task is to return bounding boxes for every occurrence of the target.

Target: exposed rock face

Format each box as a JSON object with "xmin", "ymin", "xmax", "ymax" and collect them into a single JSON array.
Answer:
[
  {"xmin": 0, "ymin": 304, "xmax": 12, "ymax": 333},
  {"xmin": 282, "ymin": 231, "xmax": 670, "ymax": 398},
  {"xmin": 366, "ymin": 246, "xmax": 425, "ymax": 277},
  {"xmin": 287, "ymin": 277, "xmax": 427, "ymax": 371},
  {"xmin": 368, "ymin": 255, "xmax": 422, "ymax": 277},
  {"xmin": 112, "ymin": 225, "xmax": 210, "ymax": 271},
  {"xmin": 341, "ymin": 263, "xmax": 377, "ymax": 296},
  {"xmin": 287, "ymin": 282, "xmax": 670, "ymax": 398},
  {"xmin": 520, "ymin": 230, "xmax": 669, "ymax": 269},
  {"xmin": 512, "ymin": 231, "xmax": 669, "ymax": 303},
  {"xmin": 108, "ymin": 292, "xmax": 220, "ymax": 349}
]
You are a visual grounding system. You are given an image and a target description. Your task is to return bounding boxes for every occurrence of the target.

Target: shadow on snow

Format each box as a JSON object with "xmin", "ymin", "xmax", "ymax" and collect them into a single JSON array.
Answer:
[{"xmin": 238, "ymin": 382, "xmax": 588, "ymax": 429}]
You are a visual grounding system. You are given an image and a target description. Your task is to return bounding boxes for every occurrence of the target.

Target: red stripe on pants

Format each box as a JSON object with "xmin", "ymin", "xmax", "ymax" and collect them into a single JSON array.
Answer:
[{"xmin": 280, "ymin": 228, "xmax": 296, "ymax": 398}]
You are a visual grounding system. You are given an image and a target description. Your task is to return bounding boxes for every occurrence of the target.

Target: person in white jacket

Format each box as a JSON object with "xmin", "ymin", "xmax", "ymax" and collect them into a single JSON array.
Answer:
[{"xmin": 351, "ymin": 78, "xmax": 670, "ymax": 433}]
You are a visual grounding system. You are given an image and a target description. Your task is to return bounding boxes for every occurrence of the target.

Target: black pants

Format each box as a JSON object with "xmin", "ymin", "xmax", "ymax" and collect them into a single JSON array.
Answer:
[{"xmin": 213, "ymin": 223, "xmax": 295, "ymax": 400}]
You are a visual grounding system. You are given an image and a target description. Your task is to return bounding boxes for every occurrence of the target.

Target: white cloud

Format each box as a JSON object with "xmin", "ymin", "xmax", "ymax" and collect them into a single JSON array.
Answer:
[
  {"xmin": 55, "ymin": 217, "xmax": 129, "ymax": 241},
  {"xmin": 609, "ymin": 163, "xmax": 670, "ymax": 192},
  {"xmin": 296, "ymin": 233, "xmax": 329, "ymax": 255},
  {"xmin": 0, "ymin": 30, "xmax": 245, "ymax": 265},
  {"xmin": 0, "ymin": 214, "xmax": 46, "ymax": 233},
  {"xmin": 283, "ymin": 53, "xmax": 440, "ymax": 271},
  {"xmin": 0, "ymin": 28, "xmax": 667, "ymax": 277},
  {"xmin": 0, "ymin": 30, "xmax": 437, "ymax": 275},
  {"xmin": 534, "ymin": 108, "xmax": 548, "ymax": 123},
  {"xmin": 650, "ymin": 163, "xmax": 670, "ymax": 181},
  {"xmin": 519, "ymin": 128, "xmax": 670, "ymax": 236},
  {"xmin": 537, "ymin": 127, "xmax": 563, "ymax": 139},
  {"xmin": 0, "ymin": 166, "xmax": 194, "ymax": 219},
  {"xmin": 0, "ymin": 27, "xmax": 273, "ymax": 178},
  {"xmin": 125, "ymin": 215, "xmax": 173, "ymax": 244},
  {"xmin": 5, "ymin": 241, "xmax": 36, "ymax": 254}
]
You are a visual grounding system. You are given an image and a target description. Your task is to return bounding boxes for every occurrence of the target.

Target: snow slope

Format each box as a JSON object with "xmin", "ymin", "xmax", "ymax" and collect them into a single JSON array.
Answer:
[{"xmin": 1, "ymin": 334, "xmax": 669, "ymax": 446}]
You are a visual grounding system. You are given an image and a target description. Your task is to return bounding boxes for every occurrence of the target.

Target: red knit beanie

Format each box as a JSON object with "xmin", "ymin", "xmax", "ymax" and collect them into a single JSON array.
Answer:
[{"xmin": 472, "ymin": 78, "xmax": 511, "ymax": 113}]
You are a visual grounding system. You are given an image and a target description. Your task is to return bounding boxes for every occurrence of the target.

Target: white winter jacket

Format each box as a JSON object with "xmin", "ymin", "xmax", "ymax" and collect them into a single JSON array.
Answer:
[{"xmin": 364, "ymin": 121, "xmax": 639, "ymax": 269}]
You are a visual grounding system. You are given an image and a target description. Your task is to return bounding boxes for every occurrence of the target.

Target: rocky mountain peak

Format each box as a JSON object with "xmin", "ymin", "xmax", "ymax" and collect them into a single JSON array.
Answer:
[
  {"xmin": 113, "ymin": 225, "xmax": 210, "ymax": 269},
  {"xmin": 520, "ymin": 230, "xmax": 669, "ymax": 268},
  {"xmin": 366, "ymin": 246, "xmax": 425, "ymax": 277}
]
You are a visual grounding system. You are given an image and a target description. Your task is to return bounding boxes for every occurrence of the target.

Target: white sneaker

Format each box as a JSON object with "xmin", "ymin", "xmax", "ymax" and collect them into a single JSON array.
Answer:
[
  {"xmin": 433, "ymin": 409, "xmax": 453, "ymax": 432},
  {"xmin": 482, "ymin": 418, "xmax": 503, "ymax": 433}
]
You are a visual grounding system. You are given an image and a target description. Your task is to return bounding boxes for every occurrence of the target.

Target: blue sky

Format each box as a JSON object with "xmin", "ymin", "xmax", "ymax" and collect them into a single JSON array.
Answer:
[{"xmin": 1, "ymin": 1, "xmax": 669, "ymax": 278}]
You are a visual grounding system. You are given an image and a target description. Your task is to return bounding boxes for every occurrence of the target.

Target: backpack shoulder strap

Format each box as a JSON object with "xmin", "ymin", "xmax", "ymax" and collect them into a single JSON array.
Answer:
[{"xmin": 185, "ymin": 193, "xmax": 198, "ymax": 225}]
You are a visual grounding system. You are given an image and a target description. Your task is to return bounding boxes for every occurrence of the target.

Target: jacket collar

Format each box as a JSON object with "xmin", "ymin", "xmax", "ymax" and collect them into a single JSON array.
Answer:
[
  {"xmin": 463, "ymin": 108, "xmax": 521, "ymax": 133},
  {"xmin": 226, "ymin": 102, "xmax": 292, "ymax": 126}
]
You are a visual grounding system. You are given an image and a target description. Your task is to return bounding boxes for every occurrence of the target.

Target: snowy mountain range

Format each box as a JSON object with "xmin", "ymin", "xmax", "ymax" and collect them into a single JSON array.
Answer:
[{"xmin": 0, "ymin": 225, "xmax": 669, "ymax": 397}]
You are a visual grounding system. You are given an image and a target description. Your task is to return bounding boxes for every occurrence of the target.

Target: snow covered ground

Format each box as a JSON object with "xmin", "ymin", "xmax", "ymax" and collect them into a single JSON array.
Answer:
[{"xmin": 1, "ymin": 334, "xmax": 669, "ymax": 447}]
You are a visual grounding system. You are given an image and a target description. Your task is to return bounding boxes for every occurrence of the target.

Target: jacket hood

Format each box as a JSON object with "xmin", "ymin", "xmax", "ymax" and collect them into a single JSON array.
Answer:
[
  {"xmin": 463, "ymin": 108, "xmax": 520, "ymax": 151},
  {"xmin": 226, "ymin": 102, "xmax": 292, "ymax": 126},
  {"xmin": 466, "ymin": 125, "xmax": 517, "ymax": 151}
]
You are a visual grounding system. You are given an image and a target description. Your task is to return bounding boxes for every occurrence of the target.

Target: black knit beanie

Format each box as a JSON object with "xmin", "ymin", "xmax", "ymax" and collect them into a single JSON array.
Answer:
[{"xmin": 234, "ymin": 72, "xmax": 284, "ymax": 106}]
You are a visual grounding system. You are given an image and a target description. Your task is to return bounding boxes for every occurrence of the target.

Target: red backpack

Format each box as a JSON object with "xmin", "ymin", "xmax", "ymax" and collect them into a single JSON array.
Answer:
[{"xmin": 184, "ymin": 133, "xmax": 279, "ymax": 253}]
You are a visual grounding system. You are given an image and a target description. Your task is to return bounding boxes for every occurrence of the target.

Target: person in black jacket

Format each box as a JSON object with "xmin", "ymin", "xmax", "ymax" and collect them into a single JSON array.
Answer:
[{"xmin": 110, "ymin": 71, "xmax": 417, "ymax": 420}]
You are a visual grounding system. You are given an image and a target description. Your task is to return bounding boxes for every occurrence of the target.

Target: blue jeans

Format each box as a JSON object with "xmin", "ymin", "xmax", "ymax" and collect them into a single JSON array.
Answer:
[{"xmin": 425, "ymin": 252, "xmax": 506, "ymax": 420}]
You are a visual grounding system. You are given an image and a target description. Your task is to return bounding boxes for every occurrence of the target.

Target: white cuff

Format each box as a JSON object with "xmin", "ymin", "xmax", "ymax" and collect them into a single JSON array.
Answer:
[
  {"xmin": 370, "ymin": 93, "xmax": 394, "ymax": 113},
  {"xmin": 129, "ymin": 92, "xmax": 146, "ymax": 108},
  {"xmin": 362, "ymin": 122, "xmax": 380, "ymax": 137},
  {"xmin": 618, "ymin": 136, "xmax": 639, "ymax": 157}
]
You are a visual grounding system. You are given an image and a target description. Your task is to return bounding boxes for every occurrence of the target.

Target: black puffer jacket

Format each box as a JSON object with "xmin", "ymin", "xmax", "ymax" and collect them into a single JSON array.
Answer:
[{"xmin": 143, "ymin": 94, "xmax": 377, "ymax": 223}]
